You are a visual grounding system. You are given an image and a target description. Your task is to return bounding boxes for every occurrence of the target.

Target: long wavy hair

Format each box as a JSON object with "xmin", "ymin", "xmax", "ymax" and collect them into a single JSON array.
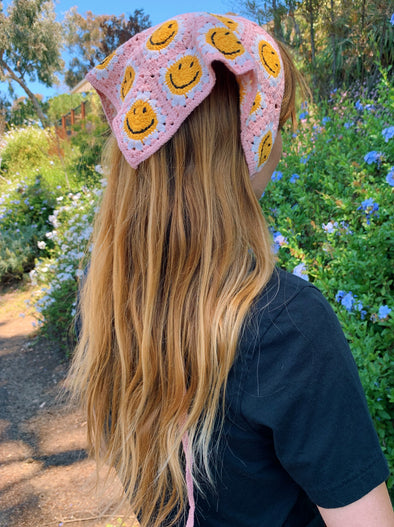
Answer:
[{"xmin": 67, "ymin": 49, "xmax": 302, "ymax": 527}]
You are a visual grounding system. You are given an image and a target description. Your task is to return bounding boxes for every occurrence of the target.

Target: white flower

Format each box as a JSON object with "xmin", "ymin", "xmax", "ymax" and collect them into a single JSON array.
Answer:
[{"xmin": 37, "ymin": 241, "xmax": 47, "ymax": 250}]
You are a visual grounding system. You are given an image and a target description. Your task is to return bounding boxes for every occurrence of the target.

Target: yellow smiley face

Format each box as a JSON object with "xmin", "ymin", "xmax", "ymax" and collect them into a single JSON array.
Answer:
[
  {"xmin": 259, "ymin": 41, "xmax": 281, "ymax": 78},
  {"xmin": 206, "ymin": 27, "xmax": 245, "ymax": 59},
  {"xmin": 120, "ymin": 66, "xmax": 135, "ymax": 101},
  {"xmin": 165, "ymin": 55, "xmax": 202, "ymax": 95},
  {"xmin": 250, "ymin": 91, "xmax": 262, "ymax": 115},
  {"xmin": 211, "ymin": 14, "xmax": 239, "ymax": 31},
  {"xmin": 124, "ymin": 100, "xmax": 158, "ymax": 140},
  {"xmin": 258, "ymin": 131, "xmax": 272, "ymax": 166},
  {"xmin": 146, "ymin": 20, "xmax": 178, "ymax": 50},
  {"xmin": 96, "ymin": 50, "xmax": 116, "ymax": 70}
]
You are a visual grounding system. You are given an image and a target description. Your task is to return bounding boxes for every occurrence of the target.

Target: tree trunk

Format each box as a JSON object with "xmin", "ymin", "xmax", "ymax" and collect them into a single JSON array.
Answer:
[
  {"xmin": 310, "ymin": 6, "xmax": 315, "ymax": 65},
  {"xmin": 360, "ymin": 0, "xmax": 366, "ymax": 84},
  {"xmin": 289, "ymin": 9, "xmax": 303, "ymax": 48},
  {"xmin": 330, "ymin": 0, "xmax": 336, "ymax": 88},
  {"xmin": 272, "ymin": 0, "xmax": 283, "ymax": 40},
  {"xmin": 0, "ymin": 58, "xmax": 49, "ymax": 127}
]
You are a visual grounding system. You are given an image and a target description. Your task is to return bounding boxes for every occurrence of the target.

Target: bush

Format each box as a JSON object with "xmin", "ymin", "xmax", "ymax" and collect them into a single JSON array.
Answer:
[
  {"xmin": 0, "ymin": 175, "xmax": 57, "ymax": 281},
  {"xmin": 0, "ymin": 125, "xmax": 55, "ymax": 175},
  {"xmin": 67, "ymin": 94, "xmax": 110, "ymax": 187},
  {"xmin": 32, "ymin": 182, "xmax": 102, "ymax": 347}
]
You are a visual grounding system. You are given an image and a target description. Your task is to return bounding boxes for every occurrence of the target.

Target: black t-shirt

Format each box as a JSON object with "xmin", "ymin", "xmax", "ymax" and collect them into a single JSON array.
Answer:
[{"xmin": 192, "ymin": 268, "xmax": 389, "ymax": 527}]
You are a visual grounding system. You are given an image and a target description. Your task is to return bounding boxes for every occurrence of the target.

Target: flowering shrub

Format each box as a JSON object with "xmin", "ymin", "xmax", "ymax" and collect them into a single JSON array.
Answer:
[
  {"xmin": 0, "ymin": 125, "xmax": 55, "ymax": 175},
  {"xmin": 32, "ymin": 181, "xmax": 103, "ymax": 345},
  {"xmin": 0, "ymin": 175, "xmax": 57, "ymax": 281}
]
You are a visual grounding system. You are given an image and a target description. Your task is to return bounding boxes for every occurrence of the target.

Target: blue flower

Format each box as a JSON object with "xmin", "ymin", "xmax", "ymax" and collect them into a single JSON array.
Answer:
[
  {"xmin": 322, "ymin": 221, "xmax": 338, "ymax": 233},
  {"xmin": 272, "ymin": 231, "xmax": 288, "ymax": 252},
  {"xmin": 299, "ymin": 111, "xmax": 308, "ymax": 119},
  {"xmin": 341, "ymin": 292, "xmax": 355, "ymax": 311},
  {"xmin": 364, "ymin": 151, "xmax": 382, "ymax": 164},
  {"xmin": 359, "ymin": 198, "xmax": 379, "ymax": 212},
  {"xmin": 382, "ymin": 126, "xmax": 394, "ymax": 142},
  {"xmin": 290, "ymin": 173, "xmax": 300, "ymax": 183},
  {"xmin": 272, "ymin": 171, "xmax": 283, "ymax": 182},
  {"xmin": 358, "ymin": 198, "xmax": 379, "ymax": 224},
  {"xmin": 300, "ymin": 155, "xmax": 310, "ymax": 164},
  {"xmin": 386, "ymin": 167, "xmax": 394, "ymax": 186},
  {"xmin": 301, "ymin": 101, "xmax": 308, "ymax": 109},
  {"xmin": 355, "ymin": 302, "xmax": 367, "ymax": 320},
  {"xmin": 391, "ymin": 13, "xmax": 394, "ymax": 25},
  {"xmin": 344, "ymin": 122, "xmax": 353, "ymax": 129},
  {"xmin": 335, "ymin": 290, "xmax": 346, "ymax": 302},
  {"xmin": 378, "ymin": 305, "xmax": 391, "ymax": 319},
  {"xmin": 339, "ymin": 221, "xmax": 352, "ymax": 235},
  {"xmin": 355, "ymin": 100, "xmax": 363, "ymax": 111},
  {"xmin": 322, "ymin": 116, "xmax": 331, "ymax": 125},
  {"xmin": 271, "ymin": 230, "xmax": 288, "ymax": 253},
  {"xmin": 292, "ymin": 263, "xmax": 309, "ymax": 281}
]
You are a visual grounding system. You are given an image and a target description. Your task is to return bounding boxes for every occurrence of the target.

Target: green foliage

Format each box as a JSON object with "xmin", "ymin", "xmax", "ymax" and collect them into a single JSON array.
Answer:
[
  {"xmin": 8, "ymin": 95, "xmax": 48, "ymax": 127},
  {"xmin": 47, "ymin": 93, "xmax": 86, "ymax": 124},
  {"xmin": 32, "ymin": 184, "xmax": 101, "ymax": 347},
  {"xmin": 241, "ymin": 0, "xmax": 394, "ymax": 98},
  {"xmin": 0, "ymin": 225, "xmax": 38, "ymax": 280},
  {"xmin": 0, "ymin": 0, "xmax": 64, "ymax": 125},
  {"xmin": 261, "ymin": 78, "xmax": 394, "ymax": 491},
  {"xmin": 0, "ymin": 0, "xmax": 63, "ymax": 85},
  {"xmin": 67, "ymin": 93, "xmax": 110, "ymax": 186},
  {"xmin": 0, "ymin": 175, "xmax": 57, "ymax": 281},
  {"xmin": 0, "ymin": 125, "xmax": 55, "ymax": 175}
]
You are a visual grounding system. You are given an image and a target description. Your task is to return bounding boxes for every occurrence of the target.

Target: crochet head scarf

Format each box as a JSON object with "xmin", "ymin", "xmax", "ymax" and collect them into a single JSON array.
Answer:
[{"xmin": 86, "ymin": 11, "xmax": 285, "ymax": 176}]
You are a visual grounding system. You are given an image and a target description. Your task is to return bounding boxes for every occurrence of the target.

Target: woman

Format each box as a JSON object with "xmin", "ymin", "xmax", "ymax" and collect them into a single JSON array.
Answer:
[{"xmin": 68, "ymin": 12, "xmax": 393, "ymax": 527}]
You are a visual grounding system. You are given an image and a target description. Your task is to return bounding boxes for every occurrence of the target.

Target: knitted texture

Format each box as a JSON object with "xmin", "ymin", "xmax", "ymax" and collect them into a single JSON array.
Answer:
[{"xmin": 86, "ymin": 12, "xmax": 285, "ymax": 176}]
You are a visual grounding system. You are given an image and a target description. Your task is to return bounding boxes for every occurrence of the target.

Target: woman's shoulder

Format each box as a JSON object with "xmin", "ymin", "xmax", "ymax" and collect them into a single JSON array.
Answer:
[
  {"xmin": 247, "ymin": 267, "xmax": 335, "ymax": 339},
  {"xmin": 236, "ymin": 267, "xmax": 352, "ymax": 397}
]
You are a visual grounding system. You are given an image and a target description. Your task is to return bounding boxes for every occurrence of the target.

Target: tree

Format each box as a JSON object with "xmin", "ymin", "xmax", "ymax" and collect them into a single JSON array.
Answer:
[
  {"xmin": 64, "ymin": 9, "xmax": 151, "ymax": 89},
  {"xmin": 9, "ymin": 94, "xmax": 50, "ymax": 126},
  {"xmin": 242, "ymin": 0, "xmax": 292, "ymax": 39},
  {"xmin": 0, "ymin": 0, "xmax": 63, "ymax": 127}
]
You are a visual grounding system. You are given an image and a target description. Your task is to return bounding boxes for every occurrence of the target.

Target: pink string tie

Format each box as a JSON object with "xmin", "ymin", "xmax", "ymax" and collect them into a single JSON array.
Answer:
[{"xmin": 182, "ymin": 431, "xmax": 195, "ymax": 527}]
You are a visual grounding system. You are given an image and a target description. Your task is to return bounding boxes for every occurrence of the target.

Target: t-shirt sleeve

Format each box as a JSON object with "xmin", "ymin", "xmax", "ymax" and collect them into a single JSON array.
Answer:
[{"xmin": 241, "ymin": 283, "xmax": 389, "ymax": 508}]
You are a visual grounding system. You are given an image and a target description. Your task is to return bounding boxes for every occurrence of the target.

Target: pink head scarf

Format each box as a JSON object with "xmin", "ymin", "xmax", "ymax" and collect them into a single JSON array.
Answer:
[{"xmin": 86, "ymin": 12, "xmax": 285, "ymax": 176}]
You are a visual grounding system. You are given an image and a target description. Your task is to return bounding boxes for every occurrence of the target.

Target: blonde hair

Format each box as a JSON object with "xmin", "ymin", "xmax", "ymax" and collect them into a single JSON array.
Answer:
[{"xmin": 67, "ymin": 56, "xmax": 300, "ymax": 527}]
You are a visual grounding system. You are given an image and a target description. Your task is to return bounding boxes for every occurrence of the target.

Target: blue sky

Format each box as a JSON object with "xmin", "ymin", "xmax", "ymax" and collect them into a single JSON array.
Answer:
[{"xmin": 2, "ymin": 0, "xmax": 236, "ymax": 101}]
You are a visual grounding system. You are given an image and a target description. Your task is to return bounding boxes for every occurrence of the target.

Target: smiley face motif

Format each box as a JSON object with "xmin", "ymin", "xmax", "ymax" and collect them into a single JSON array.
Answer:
[
  {"xmin": 250, "ymin": 91, "xmax": 262, "ymax": 115},
  {"xmin": 165, "ymin": 55, "xmax": 202, "ymax": 96},
  {"xmin": 124, "ymin": 100, "xmax": 158, "ymax": 141},
  {"xmin": 249, "ymin": 91, "xmax": 264, "ymax": 116},
  {"xmin": 146, "ymin": 20, "xmax": 179, "ymax": 50},
  {"xmin": 206, "ymin": 27, "xmax": 245, "ymax": 59},
  {"xmin": 210, "ymin": 14, "xmax": 239, "ymax": 31},
  {"xmin": 259, "ymin": 40, "xmax": 281, "ymax": 78},
  {"xmin": 96, "ymin": 50, "xmax": 116, "ymax": 70},
  {"xmin": 257, "ymin": 130, "xmax": 272, "ymax": 167},
  {"xmin": 120, "ymin": 66, "xmax": 136, "ymax": 101}
]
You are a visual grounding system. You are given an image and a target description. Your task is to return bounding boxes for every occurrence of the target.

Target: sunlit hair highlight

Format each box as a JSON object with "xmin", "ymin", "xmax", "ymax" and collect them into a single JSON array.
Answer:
[{"xmin": 67, "ymin": 52, "xmax": 300, "ymax": 527}]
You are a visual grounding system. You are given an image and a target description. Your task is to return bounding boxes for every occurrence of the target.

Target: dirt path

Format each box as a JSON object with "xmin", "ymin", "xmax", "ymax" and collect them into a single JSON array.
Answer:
[{"xmin": 0, "ymin": 283, "xmax": 137, "ymax": 527}]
